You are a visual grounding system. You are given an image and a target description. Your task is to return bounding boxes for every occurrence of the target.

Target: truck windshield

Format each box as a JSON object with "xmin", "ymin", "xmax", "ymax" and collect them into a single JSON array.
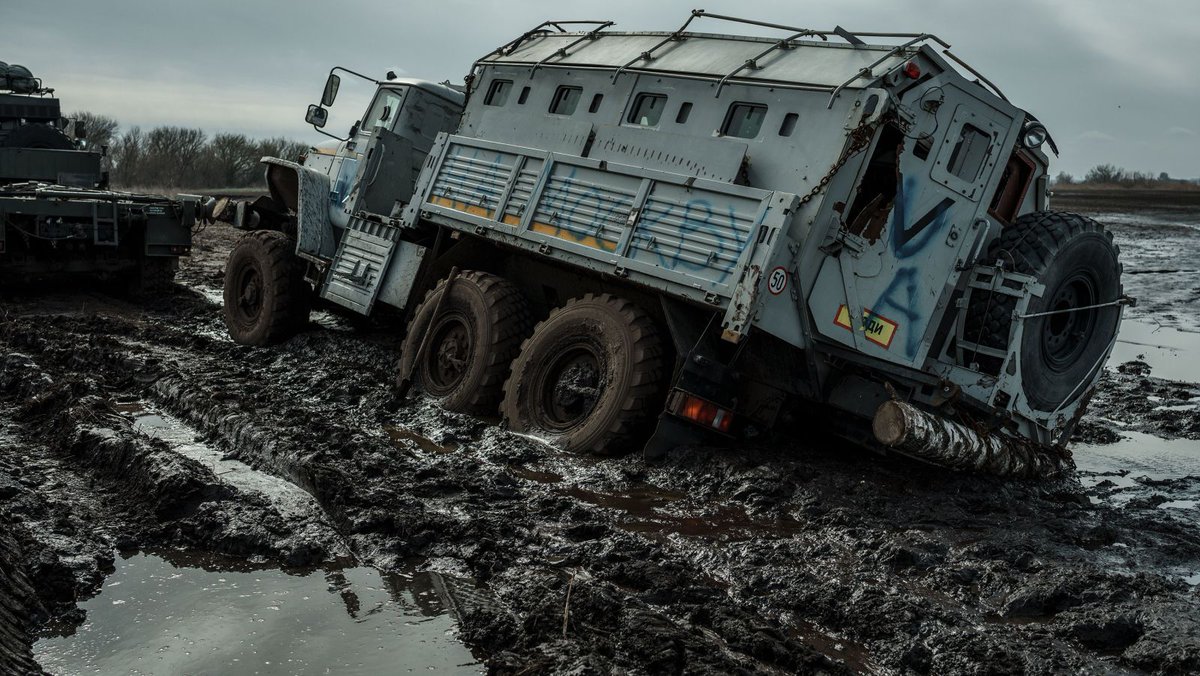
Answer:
[{"xmin": 362, "ymin": 87, "xmax": 404, "ymax": 134}]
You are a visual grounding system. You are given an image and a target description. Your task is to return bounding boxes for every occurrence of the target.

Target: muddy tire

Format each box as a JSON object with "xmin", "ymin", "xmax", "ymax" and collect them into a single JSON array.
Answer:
[
  {"xmin": 222, "ymin": 230, "xmax": 311, "ymax": 346},
  {"xmin": 502, "ymin": 294, "xmax": 664, "ymax": 455},
  {"xmin": 964, "ymin": 211, "xmax": 1122, "ymax": 410},
  {"xmin": 0, "ymin": 124, "xmax": 74, "ymax": 150},
  {"xmin": 398, "ymin": 271, "xmax": 533, "ymax": 415}
]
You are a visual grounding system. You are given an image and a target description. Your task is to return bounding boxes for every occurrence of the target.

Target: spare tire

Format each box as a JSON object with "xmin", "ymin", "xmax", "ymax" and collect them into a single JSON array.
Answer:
[
  {"xmin": 964, "ymin": 211, "xmax": 1122, "ymax": 411},
  {"xmin": 0, "ymin": 124, "xmax": 74, "ymax": 150}
]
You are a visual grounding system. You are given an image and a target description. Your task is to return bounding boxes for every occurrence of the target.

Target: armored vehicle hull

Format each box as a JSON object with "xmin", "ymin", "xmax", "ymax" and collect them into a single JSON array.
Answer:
[
  {"xmin": 221, "ymin": 12, "xmax": 1125, "ymax": 475},
  {"xmin": 0, "ymin": 62, "xmax": 198, "ymax": 288}
]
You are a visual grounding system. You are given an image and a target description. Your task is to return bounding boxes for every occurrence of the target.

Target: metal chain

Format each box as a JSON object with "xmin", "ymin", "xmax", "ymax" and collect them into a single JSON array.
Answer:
[{"xmin": 797, "ymin": 117, "xmax": 880, "ymax": 207}]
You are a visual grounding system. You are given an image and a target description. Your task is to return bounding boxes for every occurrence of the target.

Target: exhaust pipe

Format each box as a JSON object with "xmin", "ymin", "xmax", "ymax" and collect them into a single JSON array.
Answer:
[{"xmin": 872, "ymin": 400, "xmax": 1071, "ymax": 478}]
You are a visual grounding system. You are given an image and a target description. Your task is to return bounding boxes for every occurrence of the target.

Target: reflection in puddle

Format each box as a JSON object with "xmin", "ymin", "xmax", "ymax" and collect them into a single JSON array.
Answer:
[
  {"xmin": 35, "ymin": 551, "xmax": 481, "ymax": 674},
  {"xmin": 1074, "ymin": 430, "xmax": 1200, "ymax": 481},
  {"xmin": 1108, "ymin": 320, "xmax": 1200, "ymax": 382}
]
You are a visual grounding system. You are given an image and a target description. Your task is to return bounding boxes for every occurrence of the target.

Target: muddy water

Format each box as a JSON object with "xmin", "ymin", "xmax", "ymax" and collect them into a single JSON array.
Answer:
[
  {"xmin": 34, "ymin": 552, "xmax": 481, "ymax": 675},
  {"xmin": 1108, "ymin": 320, "xmax": 1200, "ymax": 382}
]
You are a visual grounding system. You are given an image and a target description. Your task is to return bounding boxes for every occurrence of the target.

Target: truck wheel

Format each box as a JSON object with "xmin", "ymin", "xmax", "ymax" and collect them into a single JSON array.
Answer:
[
  {"xmin": 398, "ymin": 271, "xmax": 533, "ymax": 415},
  {"xmin": 223, "ymin": 230, "xmax": 311, "ymax": 346},
  {"xmin": 0, "ymin": 124, "xmax": 74, "ymax": 150},
  {"xmin": 501, "ymin": 294, "xmax": 664, "ymax": 455},
  {"xmin": 964, "ymin": 211, "xmax": 1122, "ymax": 411}
]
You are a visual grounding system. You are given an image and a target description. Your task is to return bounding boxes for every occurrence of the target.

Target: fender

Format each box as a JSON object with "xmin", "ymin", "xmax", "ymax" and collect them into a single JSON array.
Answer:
[{"xmin": 261, "ymin": 157, "xmax": 337, "ymax": 263}]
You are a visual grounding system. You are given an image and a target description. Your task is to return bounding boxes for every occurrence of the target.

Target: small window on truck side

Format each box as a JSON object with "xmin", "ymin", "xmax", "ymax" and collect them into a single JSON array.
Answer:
[
  {"xmin": 627, "ymin": 93, "xmax": 667, "ymax": 126},
  {"xmin": 947, "ymin": 124, "xmax": 992, "ymax": 182},
  {"xmin": 722, "ymin": 103, "xmax": 768, "ymax": 138},
  {"xmin": 549, "ymin": 86, "xmax": 583, "ymax": 115},
  {"xmin": 485, "ymin": 80, "xmax": 512, "ymax": 106}
]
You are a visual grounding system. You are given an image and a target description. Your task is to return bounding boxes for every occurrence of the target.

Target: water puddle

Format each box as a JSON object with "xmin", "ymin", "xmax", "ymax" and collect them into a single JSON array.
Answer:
[
  {"xmin": 1074, "ymin": 431, "xmax": 1200, "ymax": 481},
  {"xmin": 35, "ymin": 551, "xmax": 481, "ymax": 675},
  {"xmin": 1108, "ymin": 320, "xmax": 1200, "ymax": 382},
  {"xmin": 565, "ymin": 484, "xmax": 803, "ymax": 540},
  {"xmin": 129, "ymin": 405, "xmax": 330, "ymax": 527}
]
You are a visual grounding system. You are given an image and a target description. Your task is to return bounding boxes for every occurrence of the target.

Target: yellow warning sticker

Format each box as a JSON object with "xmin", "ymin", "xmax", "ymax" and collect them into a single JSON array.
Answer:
[{"xmin": 834, "ymin": 305, "xmax": 899, "ymax": 349}]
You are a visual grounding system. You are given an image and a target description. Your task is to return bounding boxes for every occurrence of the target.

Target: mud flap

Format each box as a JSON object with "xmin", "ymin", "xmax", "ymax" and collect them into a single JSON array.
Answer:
[{"xmin": 642, "ymin": 412, "xmax": 711, "ymax": 461}]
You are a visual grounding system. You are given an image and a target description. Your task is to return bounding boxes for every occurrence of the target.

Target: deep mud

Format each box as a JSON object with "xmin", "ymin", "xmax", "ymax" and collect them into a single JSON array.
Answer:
[{"xmin": 2, "ymin": 201, "xmax": 1199, "ymax": 674}]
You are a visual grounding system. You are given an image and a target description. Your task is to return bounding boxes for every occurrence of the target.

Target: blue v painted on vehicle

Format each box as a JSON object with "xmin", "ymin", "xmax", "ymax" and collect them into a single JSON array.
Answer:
[{"xmin": 869, "ymin": 175, "xmax": 956, "ymax": 358}]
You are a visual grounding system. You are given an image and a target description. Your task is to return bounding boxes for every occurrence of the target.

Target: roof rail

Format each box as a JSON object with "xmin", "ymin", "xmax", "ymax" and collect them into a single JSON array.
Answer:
[{"xmin": 531, "ymin": 21, "xmax": 616, "ymax": 74}]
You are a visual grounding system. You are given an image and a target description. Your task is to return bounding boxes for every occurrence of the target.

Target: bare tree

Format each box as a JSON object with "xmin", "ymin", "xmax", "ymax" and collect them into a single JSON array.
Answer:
[{"xmin": 68, "ymin": 111, "xmax": 119, "ymax": 150}]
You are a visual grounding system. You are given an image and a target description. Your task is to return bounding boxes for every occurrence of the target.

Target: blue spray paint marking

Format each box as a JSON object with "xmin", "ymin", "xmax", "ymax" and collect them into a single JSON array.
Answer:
[
  {"xmin": 867, "ymin": 175, "xmax": 956, "ymax": 358},
  {"xmin": 437, "ymin": 146, "xmax": 752, "ymax": 283},
  {"xmin": 630, "ymin": 197, "xmax": 747, "ymax": 283}
]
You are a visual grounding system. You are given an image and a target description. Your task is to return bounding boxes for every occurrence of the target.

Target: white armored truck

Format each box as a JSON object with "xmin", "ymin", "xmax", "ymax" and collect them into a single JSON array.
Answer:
[{"xmin": 222, "ymin": 12, "xmax": 1127, "ymax": 476}]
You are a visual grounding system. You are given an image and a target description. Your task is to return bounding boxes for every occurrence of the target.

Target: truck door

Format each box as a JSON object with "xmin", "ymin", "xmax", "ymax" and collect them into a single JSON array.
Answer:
[{"xmin": 807, "ymin": 77, "xmax": 1021, "ymax": 368}]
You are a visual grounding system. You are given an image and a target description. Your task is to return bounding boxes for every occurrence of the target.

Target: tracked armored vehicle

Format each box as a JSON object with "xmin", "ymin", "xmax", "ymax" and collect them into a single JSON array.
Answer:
[
  {"xmin": 222, "ymin": 11, "xmax": 1127, "ymax": 475},
  {"xmin": 0, "ymin": 62, "xmax": 199, "ymax": 289}
]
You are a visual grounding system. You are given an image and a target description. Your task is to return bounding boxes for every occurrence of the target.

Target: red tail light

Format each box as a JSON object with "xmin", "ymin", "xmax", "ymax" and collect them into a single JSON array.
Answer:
[
  {"xmin": 903, "ymin": 61, "xmax": 921, "ymax": 79},
  {"xmin": 670, "ymin": 391, "xmax": 733, "ymax": 434}
]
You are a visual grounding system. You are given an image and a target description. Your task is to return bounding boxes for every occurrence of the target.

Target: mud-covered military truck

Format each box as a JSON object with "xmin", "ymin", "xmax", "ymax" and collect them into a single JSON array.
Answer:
[
  {"xmin": 221, "ymin": 11, "xmax": 1127, "ymax": 476},
  {"xmin": 0, "ymin": 62, "xmax": 199, "ymax": 289}
]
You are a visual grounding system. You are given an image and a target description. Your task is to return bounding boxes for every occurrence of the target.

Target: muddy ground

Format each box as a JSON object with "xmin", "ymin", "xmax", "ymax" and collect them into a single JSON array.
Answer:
[{"xmin": 3, "ymin": 195, "xmax": 1199, "ymax": 674}]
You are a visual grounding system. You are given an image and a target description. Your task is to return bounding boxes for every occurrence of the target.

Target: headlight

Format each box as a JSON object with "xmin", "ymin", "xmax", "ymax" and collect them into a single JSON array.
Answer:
[{"xmin": 1022, "ymin": 121, "xmax": 1048, "ymax": 149}]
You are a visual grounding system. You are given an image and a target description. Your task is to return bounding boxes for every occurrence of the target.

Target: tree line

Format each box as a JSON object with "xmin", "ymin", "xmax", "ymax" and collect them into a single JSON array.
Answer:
[
  {"xmin": 1054, "ymin": 164, "xmax": 1198, "ymax": 187},
  {"xmin": 72, "ymin": 112, "xmax": 308, "ymax": 189}
]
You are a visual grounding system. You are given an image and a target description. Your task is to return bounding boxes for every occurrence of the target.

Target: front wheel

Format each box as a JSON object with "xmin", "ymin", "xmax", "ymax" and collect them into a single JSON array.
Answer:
[
  {"xmin": 501, "ymin": 294, "xmax": 664, "ymax": 455},
  {"xmin": 222, "ymin": 230, "xmax": 311, "ymax": 346}
]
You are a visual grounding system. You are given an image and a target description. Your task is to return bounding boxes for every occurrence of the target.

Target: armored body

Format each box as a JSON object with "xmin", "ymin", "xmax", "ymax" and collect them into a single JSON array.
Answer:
[
  {"xmin": 222, "ymin": 12, "xmax": 1125, "ymax": 475},
  {"xmin": 0, "ymin": 62, "xmax": 197, "ymax": 289}
]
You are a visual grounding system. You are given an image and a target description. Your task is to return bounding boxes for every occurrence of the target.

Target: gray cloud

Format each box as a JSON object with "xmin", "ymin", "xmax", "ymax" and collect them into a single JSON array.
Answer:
[{"xmin": 3, "ymin": 0, "xmax": 1197, "ymax": 177}]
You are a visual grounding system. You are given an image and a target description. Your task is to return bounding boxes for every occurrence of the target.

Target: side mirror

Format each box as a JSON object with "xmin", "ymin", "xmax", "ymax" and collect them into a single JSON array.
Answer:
[
  {"xmin": 305, "ymin": 104, "xmax": 328, "ymax": 128},
  {"xmin": 321, "ymin": 73, "xmax": 341, "ymax": 107},
  {"xmin": 74, "ymin": 123, "xmax": 87, "ymax": 140}
]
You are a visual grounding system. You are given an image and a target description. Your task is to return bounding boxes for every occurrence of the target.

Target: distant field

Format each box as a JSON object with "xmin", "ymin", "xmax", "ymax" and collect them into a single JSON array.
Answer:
[
  {"xmin": 1052, "ymin": 187, "xmax": 1200, "ymax": 212},
  {"xmin": 113, "ymin": 186, "xmax": 266, "ymax": 199}
]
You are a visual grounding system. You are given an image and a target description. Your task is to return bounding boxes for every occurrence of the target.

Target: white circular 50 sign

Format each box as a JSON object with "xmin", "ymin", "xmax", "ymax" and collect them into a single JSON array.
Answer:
[{"xmin": 767, "ymin": 266, "xmax": 788, "ymax": 295}]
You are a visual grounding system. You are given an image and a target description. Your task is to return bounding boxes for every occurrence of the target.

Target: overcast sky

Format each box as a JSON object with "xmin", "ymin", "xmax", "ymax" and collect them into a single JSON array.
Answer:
[{"xmin": 3, "ymin": 0, "xmax": 1197, "ymax": 178}]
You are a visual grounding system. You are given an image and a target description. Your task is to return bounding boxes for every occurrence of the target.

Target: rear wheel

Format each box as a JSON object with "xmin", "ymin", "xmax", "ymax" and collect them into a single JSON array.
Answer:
[
  {"xmin": 965, "ymin": 211, "xmax": 1122, "ymax": 411},
  {"xmin": 398, "ymin": 271, "xmax": 533, "ymax": 415},
  {"xmin": 502, "ymin": 294, "xmax": 664, "ymax": 455},
  {"xmin": 222, "ymin": 230, "xmax": 311, "ymax": 345}
]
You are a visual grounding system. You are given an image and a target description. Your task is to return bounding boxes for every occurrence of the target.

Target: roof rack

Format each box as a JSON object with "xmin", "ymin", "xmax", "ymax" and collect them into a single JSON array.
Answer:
[{"xmin": 472, "ymin": 10, "xmax": 1009, "ymax": 105}]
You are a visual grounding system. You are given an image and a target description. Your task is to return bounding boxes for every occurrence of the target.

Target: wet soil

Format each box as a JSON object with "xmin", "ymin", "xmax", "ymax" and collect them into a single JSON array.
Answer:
[{"xmin": 2, "ymin": 201, "xmax": 1199, "ymax": 674}]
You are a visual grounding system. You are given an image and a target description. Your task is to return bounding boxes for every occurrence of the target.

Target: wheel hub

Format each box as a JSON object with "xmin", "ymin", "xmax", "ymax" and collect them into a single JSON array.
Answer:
[
  {"xmin": 1042, "ymin": 274, "xmax": 1098, "ymax": 370},
  {"xmin": 543, "ymin": 349, "xmax": 601, "ymax": 429},
  {"xmin": 424, "ymin": 315, "xmax": 473, "ymax": 393},
  {"xmin": 236, "ymin": 267, "xmax": 263, "ymax": 319}
]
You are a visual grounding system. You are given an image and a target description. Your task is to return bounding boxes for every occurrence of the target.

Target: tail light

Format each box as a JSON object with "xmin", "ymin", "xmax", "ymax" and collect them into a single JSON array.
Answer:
[{"xmin": 667, "ymin": 390, "xmax": 733, "ymax": 434}]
